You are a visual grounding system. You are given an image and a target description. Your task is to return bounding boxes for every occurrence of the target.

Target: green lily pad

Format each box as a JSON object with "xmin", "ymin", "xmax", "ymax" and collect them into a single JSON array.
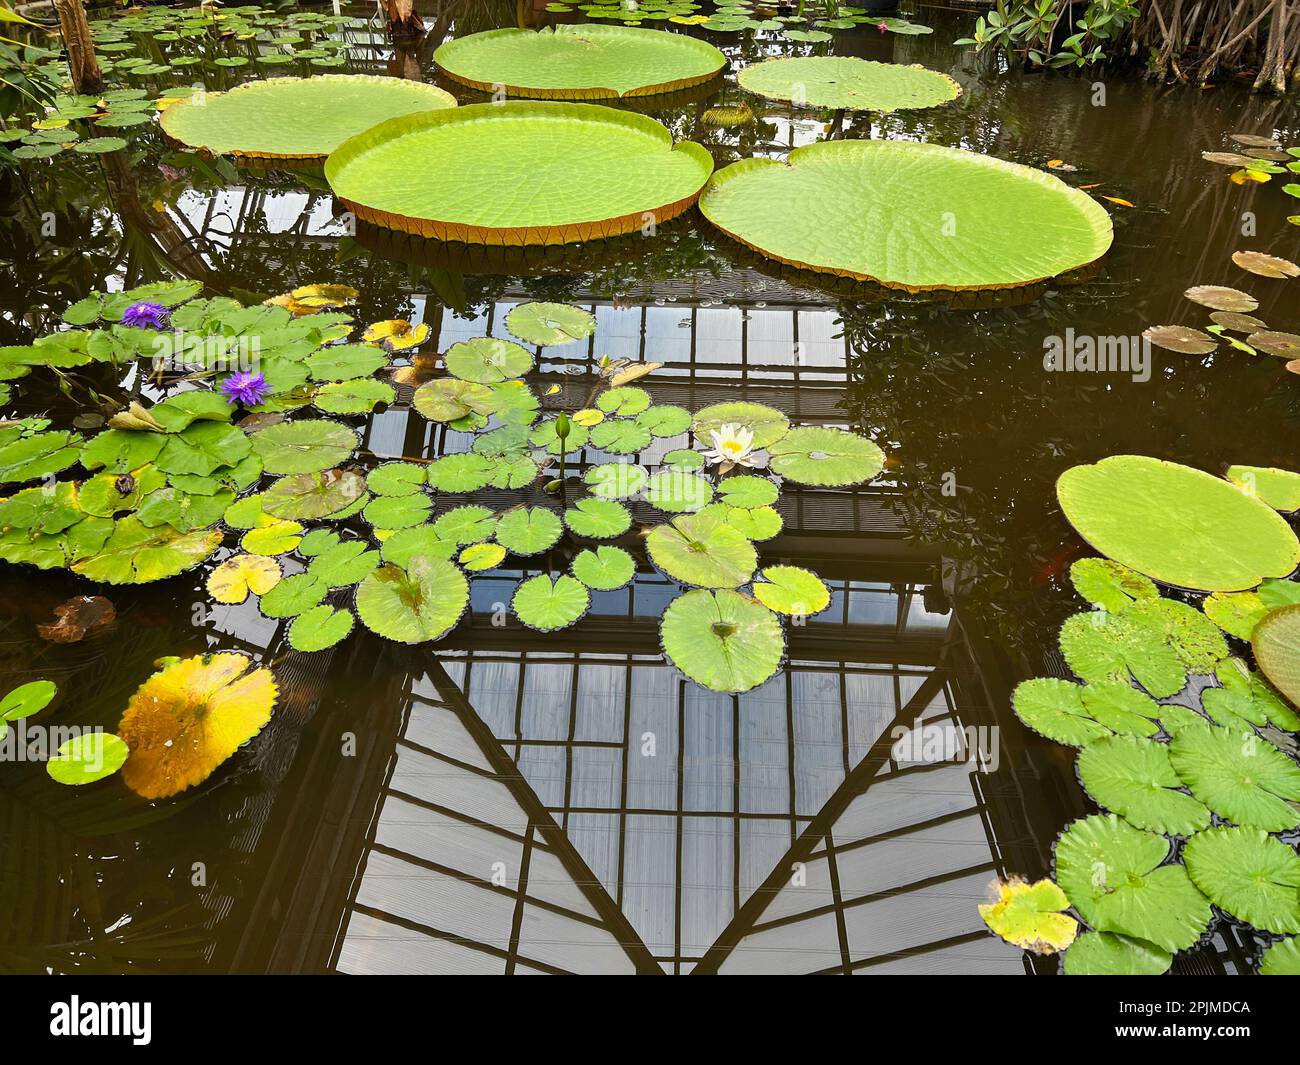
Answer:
[
  {"xmin": 1253, "ymin": 605, "xmax": 1300, "ymax": 711},
  {"xmin": 646, "ymin": 510, "xmax": 756, "ymax": 588},
  {"xmin": 1169, "ymin": 724, "xmax": 1300, "ymax": 830},
  {"xmin": 1, "ymin": 680, "xmax": 56, "ymax": 721},
  {"xmin": 737, "ymin": 56, "xmax": 959, "ymax": 112},
  {"xmin": 379, "ymin": 525, "xmax": 459, "ymax": 567},
  {"xmin": 751, "ymin": 565, "xmax": 830, "ymax": 617},
  {"xmin": 1077, "ymin": 735, "xmax": 1211, "ymax": 835},
  {"xmin": 72, "ymin": 517, "xmax": 223, "ymax": 584},
  {"xmin": 1203, "ymin": 590, "xmax": 1269, "ymax": 640},
  {"xmin": 1012, "ymin": 678, "xmax": 1115, "ymax": 747},
  {"xmin": 1062, "ymin": 932, "xmax": 1172, "ymax": 976},
  {"xmin": 1184, "ymin": 827, "xmax": 1300, "ymax": 934},
  {"xmin": 305, "ymin": 344, "xmax": 389, "ymax": 382},
  {"xmin": 700, "ymin": 140, "xmax": 1113, "ymax": 290},
  {"xmin": 530, "ymin": 417, "xmax": 589, "ymax": 455},
  {"xmin": 591, "ymin": 418, "xmax": 652, "ymax": 455},
  {"xmin": 288, "ymin": 605, "xmax": 355, "ymax": 651},
  {"xmin": 494, "ymin": 506, "xmax": 563, "ymax": 555},
  {"xmin": 46, "ymin": 732, "xmax": 130, "ymax": 785},
  {"xmin": 263, "ymin": 469, "xmax": 366, "ymax": 520},
  {"xmin": 716, "ymin": 474, "xmax": 778, "ymax": 509},
  {"xmin": 160, "ymin": 74, "xmax": 458, "ymax": 159},
  {"xmin": 643, "ymin": 470, "xmax": 714, "ymax": 512},
  {"xmin": 426, "ymin": 452, "xmax": 497, "ymax": 492},
  {"xmin": 701, "ymin": 502, "xmax": 783, "ymax": 541},
  {"xmin": 323, "ymin": 101, "xmax": 714, "ymax": 244},
  {"xmin": 571, "ymin": 544, "xmax": 635, "ymax": 590},
  {"xmin": 660, "ymin": 588, "xmax": 784, "ymax": 693},
  {"xmin": 154, "ymin": 422, "xmax": 252, "ymax": 478},
  {"xmin": 306, "ymin": 540, "xmax": 381, "ymax": 588},
  {"xmin": 505, "ymin": 301, "xmax": 596, "ymax": 345},
  {"xmin": 769, "ymin": 426, "xmax": 883, "ymax": 487},
  {"xmin": 367, "ymin": 461, "xmax": 428, "ymax": 496},
  {"xmin": 513, "ymin": 574, "xmax": 590, "ymax": 631},
  {"xmin": 1057, "ymin": 455, "xmax": 1300, "ymax": 592},
  {"xmin": 79, "ymin": 429, "xmax": 167, "ymax": 473},
  {"xmin": 663, "ymin": 449, "xmax": 705, "ymax": 471},
  {"xmin": 1260, "ymin": 937, "xmax": 1300, "ymax": 975},
  {"xmin": 633, "ymin": 404, "xmax": 691, "ymax": 439},
  {"xmin": 445, "ymin": 337, "xmax": 535, "ymax": 383},
  {"xmin": 0, "ymin": 430, "xmax": 82, "ymax": 485},
  {"xmin": 412, "ymin": 378, "xmax": 497, "ymax": 423},
  {"xmin": 313, "ymin": 378, "xmax": 395, "ymax": 415},
  {"xmin": 1053, "ymin": 814, "xmax": 1211, "ymax": 953},
  {"xmin": 241, "ymin": 519, "xmax": 303, "ymax": 556},
  {"xmin": 459, "ymin": 542, "xmax": 506, "ymax": 571},
  {"xmin": 1224, "ymin": 464, "xmax": 1300, "ymax": 513},
  {"xmin": 434, "ymin": 24, "xmax": 725, "ymax": 99},
  {"xmin": 564, "ymin": 497, "xmax": 631, "ymax": 539},
  {"xmin": 355, "ymin": 557, "xmax": 469, "ymax": 644},
  {"xmin": 250, "ymin": 419, "xmax": 358, "ymax": 475},
  {"xmin": 691, "ymin": 401, "xmax": 789, "ymax": 450},
  {"xmin": 432, "ymin": 505, "xmax": 498, "ymax": 545},
  {"xmin": 258, "ymin": 572, "xmax": 328, "ymax": 618},
  {"xmin": 1069, "ymin": 557, "xmax": 1159, "ymax": 614},
  {"xmin": 597, "ymin": 386, "xmax": 651, "ymax": 416},
  {"xmin": 585, "ymin": 462, "xmax": 648, "ymax": 499},
  {"xmin": 363, "ymin": 492, "xmax": 432, "ymax": 530}
]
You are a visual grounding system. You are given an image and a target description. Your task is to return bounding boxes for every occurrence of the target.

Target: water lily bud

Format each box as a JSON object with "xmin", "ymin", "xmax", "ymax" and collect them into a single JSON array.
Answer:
[{"xmin": 555, "ymin": 412, "xmax": 571, "ymax": 440}]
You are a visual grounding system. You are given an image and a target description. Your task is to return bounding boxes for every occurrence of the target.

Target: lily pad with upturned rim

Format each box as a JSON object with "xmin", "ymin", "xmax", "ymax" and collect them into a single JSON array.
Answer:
[
  {"xmin": 737, "ymin": 56, "xmax": 960, "ymax": 112},
  {"xmin": 660, "ymin": 588, "xmax": 784, "ymax": 694},
  {"xmin": 1254, "ymin": 605, "xmax": 1300, "ymax": 710},
  {"xmin": 1225, "ymin": 464, "xmax": 1300, "ymax": 512},
  {"xmin": 324, "ymin": 102, "xmax": 714, "ymax": 245}
]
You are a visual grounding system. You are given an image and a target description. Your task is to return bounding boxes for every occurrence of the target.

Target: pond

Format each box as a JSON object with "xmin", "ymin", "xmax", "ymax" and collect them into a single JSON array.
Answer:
[{"xmin": 1, "ymin": 0, "xmax": 1299, "ymax": 977}]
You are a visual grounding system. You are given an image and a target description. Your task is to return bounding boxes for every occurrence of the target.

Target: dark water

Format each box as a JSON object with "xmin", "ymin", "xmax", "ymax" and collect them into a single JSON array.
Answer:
[{"xmin": 0, "ymin": 2, "xmax": 1297, "ymax": 974}]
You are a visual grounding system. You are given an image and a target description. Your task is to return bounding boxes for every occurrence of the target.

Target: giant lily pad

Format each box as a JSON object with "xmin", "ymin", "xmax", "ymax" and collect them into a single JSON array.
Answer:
[
  {"xmin": 699, "ymin": 140, "xmax": 1113, "ymax": 291},
  {"xmin": 768, "ymin": 426, "xmax": 884, "ymax": 487},
  {"xmin": 1253, "ymin": 604, "xmax": 1300, "ymax": 710},
  {"xmin": 646, "ymin": 510, "xmax": 757, "ymax": 588},
  {"xmin": 1171, "ymin": 723, "xmax": 1300, "ymax": 830},
  {"xmin": 117, "ymin": 652, "xmax": 278, "ymax": 799},
  {"xmin": 1225, "ymin": 465, "xmax": 1300, "ymax": 512},
  {"xmin": 737, "ymin": 56, "xmax": 960, "ymax": 112},
  {"xmin": 513, "ymin": 574, "xmax": 590, "ymax": 631},
  {"xmin": 434, "ymin": 25, "xmax": 725, "ymax": 99},
  {"xmin": 355, "ymin": 557, "xmax": 469, "ymax": 644},
  {"xmin": 1053, "ymin": 814, "xmax": 1211, "ymax": 953},
  {"xmin": 1056, "ymin": 455, "xmax": 1300, "ymax": 591},
  {"xmin": 1076, "ymin": 735, "xmax": 1211, "ymax": 835},
  {"xmin": 324, "ymin": 102, "xmax": 713, "ymax": 244},
  {"xmin": 160, "ymin": 74, "xmax": 457, "ymax": 159},
  {"xmin": 660, "ymin": 588, "xmax": 784, "ymax": 693},
  {"xmin": 1183, "ymin": 827, "xmax": 1300, "ymax": 934}
]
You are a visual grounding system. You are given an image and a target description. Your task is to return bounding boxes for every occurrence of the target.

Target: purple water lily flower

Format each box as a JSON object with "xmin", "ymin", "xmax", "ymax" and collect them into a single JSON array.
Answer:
[
  {"xmin": 219, "ymin": 370, "xmax": 269, "ymax": 408},
  {"xmin": 121, "ymin": 300, "xmax": 170, "ymax": 330}
]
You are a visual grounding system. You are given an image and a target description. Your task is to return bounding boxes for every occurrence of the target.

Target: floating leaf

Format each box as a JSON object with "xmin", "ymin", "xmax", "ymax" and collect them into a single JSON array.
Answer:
[
  {"xmin": 355, "ymin": 558, "xmax": 469, "ymax": 644},
  {"xmin": 305, "ymin": 344, "xmax": 388, "ymax": 382},
  {"xmin": 459, "ymin": 542, "xmax": 506, "ymax": 571},
  {"xmin": 1062, "ymin": 932, "xmax": 1171, "ymax": 976},
  {"xmin": 367, "ymin": 461, "xmax": 428, "ymax": 497},
  {"xmin": 1252, "ymin": 604, "xmax": 1300, "ymax": 715},
  {"xmin": 1184, "ymin": 285, "xmax": 1258, "ymax": 312},
  {"xmin": 505, "ymin": 301, "xmax": 596, "ymax": 345},
  {"xmin": 0, "ymin": 430, "xmax": 82, "ymax": 485},
  {"xmin": 494, "ymin": 506, "xmax": 563, "ymax": 555},
  {"xmin": 1053, "ymin": 814, "xmax": 1211, "ymax": 953},
  {"xmin": 513, "ymin": 574, "xmax": 590, "ymax": 631},
  {"xmin": 737, "ymin": 55, "xmax": 959, "ymax": 112},
  {"xmin": 433, "ymin": 24, "xmax": 725, "ymax": 99},
  {"xmin": 432, "ymin": 505, "xmax": 498, "ymax": 545},
  {"xmin": 160, "ymin": 74, "xmax": 457, "ymax": 159},
  {"xmin": 1245, "ymin": 331, "xmax": 1300, "ymax": 358},
  {"xmin": 1232, "ymin": 250, "xmax": 1300, "ymax": 279},
  {"xmin": 363, "ymin": 319, "xmax": 429, "ymax": 352},
  {"xmin": 716, "ymin": 474, "xmax": 778, "ymax": 509},
  {"xmin": 571, "ymin": 544, "xmax": 635, "ymax": 590},
  {"xmin": 380, "ymin": 525, "xmax": 458, "ymax": 567},
  {"xmin": 207, "ymin": 553, "xmax": 283, "ymax": 604},
  {"xmin": 591, "ymin": 418, "xmax": 652, "ymax": 454},
  {"xmin": 634, "ymin": 404, "xmax": 691, "ymax": 438},
  {"xmin": 1057, "ymin": 455, "xmax": 1300, "ymax": 591},
  {"xmin": 585, "ymin": 462, "xmax": 648, "ymax": 499},
  {"xmin": 250, "ymin": 419, "xmax": 357, "ymax": 475},
  {"xmin": 240, "ymin": 518, "xmax": 303, "ymax": 556},
  {"xmin": 445, "ymin": 337, "xmax": 535, "ymax": 383},
  {"xmin": 978, "ymin": 878, "xmax": 1077, "ymax": 954},
  {"xmin": 1, "ymin": 680, "xmax": 55, "ymax": 722},
  {"xmin": 117, "ymin": 653, "xmax": 278, "ymax": 799},
  {"xmin": 307, "ymin": 540, "xmax": 381, "ymax": 588},
  {"xmin": 288, "ymin": 605, "xmax": 354, "ymax": 651},
  {"xmin": 37, "ymin": 595, "xmax": 116, "ymax": 644},
  {"xmin": 768, "ymin": 426, "xmax": 883, "ymax": 487},
  {"xmin": 263, "ymin": 468, "xmax": 366, "ymax": 520},
  {"xmin": 258, "ymin": 573, "xmax": 328, "ymax": 618},
  {"xmin": 751, "ymin": 565, "xmax": 829, "ymax": 617},
  {"xmin": 646, "ymin": 511, "xmax": 757, "ymax": 588},
  {"xmin": 363, "ymin": 492, "xmax": 432, "ymax": 530},
  {"xmin": 1260, "ymin": 937, "xmax": 1300, "ymax": 975},
  {"xmin": 660, "ymin": 588, "xmax": 784, "ymax": 693},
  {"xmin": 313, "ymin": 378, "xmax": 395, "ymax": 415},
  {"xmin": 1224, "ymin": 464, "xmax": 1300, "ymax": 512},
  {"xmin": 46, "ymin": 733, "xmax": 130, "ymax": 786},
  {"xmin": 564, "ymin": 497, "xmax": 631, "ymax": 539},
  {"xmin": 1077, "ymin": 735, "xmax": 1211, "ymax": 835},
  {"xmin": 597, "ymin": 386, "xmax": 651, "ymax": 416},
  {"xmin": 1210, "ymin": 310, "xmax": 1268, "ymax": 331},
  {"xmin": 691, "ymin": 402, "xmax": 789, "ymax": 450},
  {"xmin": 426, "ymin": 452, "xmax": 497, "ymax": 492},
  {"xmin": 1203, "ymin": 591, "xmax": 1268, "ymax": 640},
  {"xmin": 1069, "ymin": 557, "xmax": 1158, "ymax": 613},
  {"xmin": 1184, "ymin": 827, "xmax": 1300, "ymax": 934},
  {"xmin": 643, "ymin": 469, "xmax": 714, "ymax": 512},
  {"xmin": 1170, "ymin": 724, "xmax": 1300, "ymax": 830},
  {"xmin": 530, "ymin": 416, "xmax": 589, "ymax": 455},
  {"xmin": 1142, "ymin": 324, "xmax": 1218, "ymax": 355},
  {"xmin": 1013, "ymin": 678, "xmax": 1115, "ymax": 746},
  {"xmin": 323, "ymin": 102, "xmax": 714, "ymax": 244},
  {"xmin": 73, "ymin": 517, "xmax": 223, "ymax": 584},
  {"xmin": 413, "ymin": 378, "xmax": 496, "ymax": 423}
]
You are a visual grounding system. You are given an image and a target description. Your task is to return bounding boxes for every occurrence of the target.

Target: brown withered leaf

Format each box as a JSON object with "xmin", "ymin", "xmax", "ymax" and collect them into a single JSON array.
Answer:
[{"xmin": 38, "ymin": 595, "xmax": 116, "ymax": 643}]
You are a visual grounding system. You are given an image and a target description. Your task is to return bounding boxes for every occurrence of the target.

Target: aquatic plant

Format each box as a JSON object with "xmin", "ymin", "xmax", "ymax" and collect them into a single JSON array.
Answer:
[
  {"xmin": 323, "ymin": 102, "xmax": 714, "ymax": 245},
  {"xmin": 978, "ymin": 878, "xmax": 1078, "ymax": 954},
  {"xmin": 736, "ymin": 56, "xmax": 960, "ymax": 112},
  {"xmin": 0, "ymin": 679, "xmax": 56, "ymax": 743},
  {"xmin": 698, "ymin": 140, "xmax": 1114, "ymax": 291}
]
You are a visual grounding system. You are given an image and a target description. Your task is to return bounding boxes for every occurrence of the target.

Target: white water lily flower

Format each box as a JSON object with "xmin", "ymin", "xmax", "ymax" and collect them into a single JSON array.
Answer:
[{"xmin": 702, "ymin": 423, "xmax": 758, "ymax": 469}]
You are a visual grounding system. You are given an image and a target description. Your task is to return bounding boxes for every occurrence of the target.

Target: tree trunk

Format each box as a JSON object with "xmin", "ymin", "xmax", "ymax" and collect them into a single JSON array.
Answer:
[
  {"xmin": 53, "ymin": 0, "xmax": 102, "ymax": 94},
  {"xmin": 381, "ymin": 0, "xmax": 424, "ymax": 39}
]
